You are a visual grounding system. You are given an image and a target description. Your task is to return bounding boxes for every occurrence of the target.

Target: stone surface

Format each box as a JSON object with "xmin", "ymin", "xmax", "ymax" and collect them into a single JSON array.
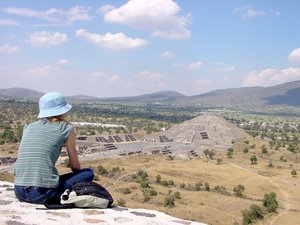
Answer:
[{"xmin": 0, "ymin": 181, "xmax": 206, "ymax": 225}]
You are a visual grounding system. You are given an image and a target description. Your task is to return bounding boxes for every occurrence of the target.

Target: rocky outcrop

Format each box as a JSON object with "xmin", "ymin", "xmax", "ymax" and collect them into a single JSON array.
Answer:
[{"xmin": 0, "ymin": 181, "xmax": 206, "ymax": 225}]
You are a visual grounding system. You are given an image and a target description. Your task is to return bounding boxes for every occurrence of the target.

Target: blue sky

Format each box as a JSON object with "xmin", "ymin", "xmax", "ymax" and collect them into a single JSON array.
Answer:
[{"xmin": 1, "ymin": 0, "xmax": 300, "ymax": 97}]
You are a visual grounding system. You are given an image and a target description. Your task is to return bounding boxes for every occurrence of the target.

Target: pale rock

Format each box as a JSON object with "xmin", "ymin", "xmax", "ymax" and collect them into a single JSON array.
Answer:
[{"xmin": 0, "ymin": 181, "xmax": 206, "ymax": 225}]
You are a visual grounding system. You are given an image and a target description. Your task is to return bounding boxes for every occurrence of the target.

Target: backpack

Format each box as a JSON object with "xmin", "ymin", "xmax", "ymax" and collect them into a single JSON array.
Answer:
[{"xmin": 44, "ymin": 181, "xmax": 113, "ymax": 209}]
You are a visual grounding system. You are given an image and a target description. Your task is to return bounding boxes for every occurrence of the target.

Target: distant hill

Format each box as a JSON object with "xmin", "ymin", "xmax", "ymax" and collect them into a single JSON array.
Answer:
[
  {"xmin": 182, "ymin": 80, "xmax": 300, "ymax": 108},
  {"xmin": 98, "ymin": 91, "xmax": 185, "ymax": 102},
  {"xmin": 1, "ymin": 80, "xmax": 300, "ymax": 108},
  {"xmin": 0, "ymin": 87, "xmax": 44, "ymax": 99}
]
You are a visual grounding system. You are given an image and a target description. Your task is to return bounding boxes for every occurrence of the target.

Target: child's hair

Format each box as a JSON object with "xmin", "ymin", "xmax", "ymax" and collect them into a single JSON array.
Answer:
[{"xmin": 46, "ymin": 114, "xmax": 65, "ymax": 122}]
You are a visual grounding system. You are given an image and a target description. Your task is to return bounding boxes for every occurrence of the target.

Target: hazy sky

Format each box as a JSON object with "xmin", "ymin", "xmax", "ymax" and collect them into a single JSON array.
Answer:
[{"xmin": 1, "ymin": 0, "xmax": 300, "ymax": 97}]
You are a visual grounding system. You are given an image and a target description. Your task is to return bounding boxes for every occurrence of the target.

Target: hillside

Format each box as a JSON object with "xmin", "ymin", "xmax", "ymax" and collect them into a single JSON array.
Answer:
[
  {"xmin": 97, "ymin": 91, "xmax": 185, "ymax": 102},
  {"xmin": 0, "ymin": 87, "xmax": 44, "ymax": 99},
  {"xmin": 1, "ymin": 80, "xmax": 300, "ymax": 109},
  {"xmin": 184, "ymin": 80, "xmax": 300, "ymax": 108}
]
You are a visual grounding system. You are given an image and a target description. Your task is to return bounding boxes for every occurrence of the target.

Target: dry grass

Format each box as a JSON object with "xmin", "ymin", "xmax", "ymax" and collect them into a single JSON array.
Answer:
[
  {"xmin": 1, "ymin": 140, "xmax": 300, "ymax": 225},
  {"xmin": 68, "ymin": 144, "xmax": 300, "ymax": 225}
]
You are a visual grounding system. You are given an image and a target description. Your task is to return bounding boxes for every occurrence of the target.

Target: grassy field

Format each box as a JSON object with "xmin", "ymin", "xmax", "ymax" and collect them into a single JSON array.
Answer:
[{"xmin": 1, "ymin": 139, "xmax": 300, "ymax": 225}]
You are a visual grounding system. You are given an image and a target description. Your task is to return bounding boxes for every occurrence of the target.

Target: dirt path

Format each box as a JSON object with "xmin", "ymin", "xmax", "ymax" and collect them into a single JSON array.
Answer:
[
  {"xmin": 267, "ymin": 178, "xmax": 292, "ymax": 225},
  {"xmin": 227, "ymin": 162, "xmax": 293, "ymax": 225}
]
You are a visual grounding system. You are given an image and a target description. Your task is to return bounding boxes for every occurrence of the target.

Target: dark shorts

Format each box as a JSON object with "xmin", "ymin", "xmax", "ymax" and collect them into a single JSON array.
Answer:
[
  {"xmin": 14, "ymin": 185, "xmax": 58, "ymax": 204},
  {"xmin": 14, "ymin": 168, "xmax": 94, "ymax": 204}
]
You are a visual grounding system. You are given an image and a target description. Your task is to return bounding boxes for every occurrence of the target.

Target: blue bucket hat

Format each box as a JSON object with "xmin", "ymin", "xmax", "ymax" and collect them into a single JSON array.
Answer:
[{"xmin": 38, "ymin": 92, "xmax": 72, "ymax": 118}]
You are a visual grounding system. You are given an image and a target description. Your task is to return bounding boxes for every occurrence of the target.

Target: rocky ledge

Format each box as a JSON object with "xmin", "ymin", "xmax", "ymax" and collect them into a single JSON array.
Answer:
[{"xmin": 0, "ymin": 181, "xmax": 206, "ymax": 225}]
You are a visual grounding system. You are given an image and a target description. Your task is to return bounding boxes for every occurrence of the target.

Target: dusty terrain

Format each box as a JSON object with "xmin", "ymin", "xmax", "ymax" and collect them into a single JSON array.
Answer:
[{"xmin": 1, "ymin": 134, "xmax": 299, "ymax": 225}]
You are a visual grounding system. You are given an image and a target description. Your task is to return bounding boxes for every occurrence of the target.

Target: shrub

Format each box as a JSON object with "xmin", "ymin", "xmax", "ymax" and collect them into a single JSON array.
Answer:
[
  {"xmin": 180, "ymin": 183, "xmax": 186, "ymax": 189},
  {"xmin": 112, "ymin": 166, "xmax": 121, "ymax": 173},
  {"xmin": 261, "ymin": 145, "xmax": 268, "ymax": 154},
  {"xmin": 142, "ymin": 191, "xmax": 151, "ymax": 202},
  {"xmin": 204, "ymin": 182, "xmax": 210, "ymax": 191},
  {"xmin": 156, "ymin": 174, "xmax": 162, "ymax": 183},
  {"xmin": 168, "ymin": 180, "xmax": 175, "ymax": 186},
  {"xmin": 118, "ymin": 188, "xmax": 131, "ymax": 194},
  {"xmin": 242, "ymin": 208, "xmax": 253, "ymax": 225},
  {"xmin": 140, "ymin": 179, "xmax": 150, "ymax": 188},
  {"xmin": 242, "ymin": 204, "xmax": 263, "ymax": 225},
  {"xmin": 195, "ymin": 182, "xmax": 202, "ymax": 191},
  {"xmin": 173, "ymin": 191, "xmax": 181, "ymax": 199},
  {"xmin": 137, "ymin": 170, "xmax": 148, "ymax": 179},
  {"xmin": 279, "ymin": 156, "xmax": 287, "ymax": 162},
  {"xmin": 161, "ymin": 180, "xmax": 169, "ymax": 187},
  {"xmin": 167, "ymin": 155, "xmax": 175, "ymax": 160},
  {"xmin": 233, "ymin": 184, "xmax": 245, "ymax": 197},
  {"xmin": 250, "ymin": 155, "xmax": 257, "ymax": 164},
  {"xmin": 164, "ymin": 195, "xmax": 175, "ymax": 208},
  {"xmin": 98, "ymin": 165, "xmax": 108, "ymax": 175},
  {"xmin": 291, "ymin": 169, "xmax": 297, "ymax": 176},
  {"xmin": 263, "ymin": 192, "xmax": 278, "ymax": 213},
  {"xmin": 148, "ymin": 189, "xmax": 157, "ymax": 196},
  {"xmin": 249, "ymin": 204, "xmax": 264, "ymax": 220}
]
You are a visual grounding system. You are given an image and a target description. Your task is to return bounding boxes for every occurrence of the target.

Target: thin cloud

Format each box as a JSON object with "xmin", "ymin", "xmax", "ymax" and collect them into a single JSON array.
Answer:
[
  {"xmin": 2, "ymin": 6, "xmax": 91, "ymax": 24},
  {"xmin": 243, "ymin": 67, "xmax": 300, "ymax": 87},
  {"xmin": 288, "ymin": 48, "xmax": 300, "ymax": 62},
  {"xmin": 161, "ymin": 51, "xmax": 175, "ymax": 58},
  {"xmin": 66, "ymin": 6, "xmax": 91, "ymax": 23},
  {"xmin": 234, "ymin": 6, "xmax": 265, "ymax": 18},
  {"xmin": 211, "ymin": 62, "xmax": 235, "ymax": 72},
  {"xmin": 175, "ymin": 61, "xmax": 203, "ymax": 71},
  {"xmin": 0, "ymin": 18, "xmax": 20, "ymax": 26},
  {"xmin": 0, "ymin": 44, "xmax": 20, "ymax": 53},
  {"xmin": 269, "ymin": 9, "xmax": 281, "ymax": 16},
  {"xmin": 76, "ymin": 29, "xmax": 147, "ymax": 49},
  {"xmin": 3, "ymin": 7, "xmax": 63, "ymax": 22},
  {"xmin": 97, "ymin": 5, "xmax": 115, "ymax": 14},
  {"xmin": 29, "ymin": 65, "xmax": 58, "ymax": 76},
  {"xmin": 90, "ymin": 71, "xmax": 121, "ymax": 84},
  {"xmin": 135, "ymin": 70, "xmax": 163, "ymax": 80},
  {"xmin": 29, "ymin": 31, "xmax": 67, "ymax": 47},
  {"xmin": 58, "ymin": 59, "xmax": 68, "ymax": 65},
  {"xmin": 101, "ymin": 0, "xmax": 191, "ymax": 40}
]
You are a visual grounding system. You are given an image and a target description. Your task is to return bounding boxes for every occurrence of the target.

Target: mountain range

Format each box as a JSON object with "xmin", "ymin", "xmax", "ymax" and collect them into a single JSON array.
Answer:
[{"xmin": 1, "ymin": 80, "xmax": 300, "ymax": 108}]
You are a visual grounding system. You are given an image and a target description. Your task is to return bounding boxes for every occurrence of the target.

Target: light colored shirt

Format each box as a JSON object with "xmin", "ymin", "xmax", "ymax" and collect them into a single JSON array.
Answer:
[{"xmin": 14, "ymin": 119, "xmax": 72, "ymax": 188}]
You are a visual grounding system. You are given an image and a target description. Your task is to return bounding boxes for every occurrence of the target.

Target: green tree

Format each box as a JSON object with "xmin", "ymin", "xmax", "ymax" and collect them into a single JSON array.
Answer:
[
  {"xmin": 263, "ymin": 192, "xmax": 278, "ymax": 213},
  {"xmin": 250, "ymin": 155, "xmax": 257, "ymax": 164},
  {"xmin": 242, "ymin": 204, "xmax": 263, "ymax": 225}
]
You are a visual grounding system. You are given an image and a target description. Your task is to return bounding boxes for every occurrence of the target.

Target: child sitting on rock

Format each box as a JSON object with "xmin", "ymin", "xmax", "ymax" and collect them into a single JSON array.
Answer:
[{"xmin": 14, "ymin": 92, "xmax": 94, "ymax": 204}]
